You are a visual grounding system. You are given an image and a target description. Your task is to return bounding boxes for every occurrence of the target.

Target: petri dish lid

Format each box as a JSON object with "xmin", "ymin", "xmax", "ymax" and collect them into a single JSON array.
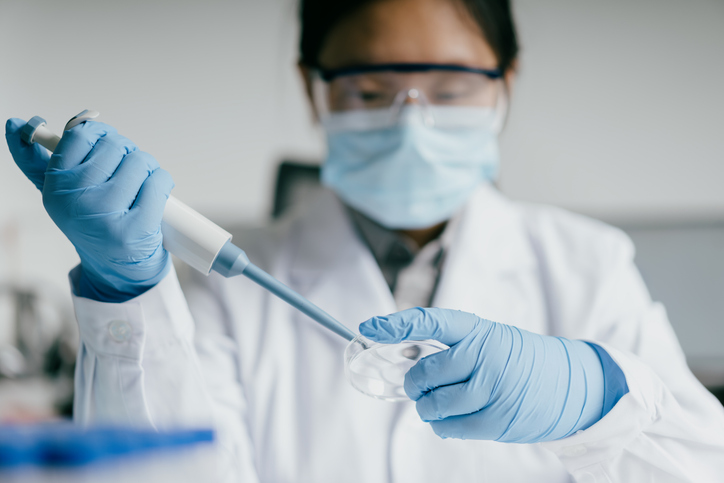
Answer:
[{"xmin": 344, "ymin": 335, "xmax": 448, "ymax": 402}]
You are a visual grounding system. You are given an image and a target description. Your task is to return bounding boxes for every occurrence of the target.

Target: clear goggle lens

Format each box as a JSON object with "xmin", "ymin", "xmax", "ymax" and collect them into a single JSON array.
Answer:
[{"xmin": 312, "ymin": 65, "xmax": 508, "ymax": 131}]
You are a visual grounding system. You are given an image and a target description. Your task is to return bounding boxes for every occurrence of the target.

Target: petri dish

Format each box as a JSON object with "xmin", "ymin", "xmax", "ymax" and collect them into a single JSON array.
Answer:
[{"xmin": 344, "ymin": 335, "xmax": 448, "ymax": 402}]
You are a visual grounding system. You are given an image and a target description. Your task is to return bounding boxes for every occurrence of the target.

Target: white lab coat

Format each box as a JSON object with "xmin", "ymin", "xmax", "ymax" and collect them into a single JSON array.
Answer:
[{"xmin": 71, "ymin": 185, "xmax": 724, "ymax": 482}]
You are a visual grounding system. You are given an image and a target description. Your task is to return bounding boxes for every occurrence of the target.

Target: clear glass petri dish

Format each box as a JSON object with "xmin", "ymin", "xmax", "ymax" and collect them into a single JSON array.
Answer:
[{"xmin": 344, "ymin": 335, "xmax": 448, "ymax": 402}]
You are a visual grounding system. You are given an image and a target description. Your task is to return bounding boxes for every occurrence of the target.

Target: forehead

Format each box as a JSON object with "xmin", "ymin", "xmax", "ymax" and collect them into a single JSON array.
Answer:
[{"xmin": 318, "ymin": 0, "xmax": 498, "ymax": 70}]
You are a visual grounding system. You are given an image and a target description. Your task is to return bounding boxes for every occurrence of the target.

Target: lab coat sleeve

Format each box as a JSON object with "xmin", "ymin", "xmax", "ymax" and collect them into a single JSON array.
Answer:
[
  {"xmin": 70, "ymin": 264, "xmax": 259, "ymax": 483},
  {"xmin": 541, "ymin": 235, "xmax": 724, "ymax": 482}
]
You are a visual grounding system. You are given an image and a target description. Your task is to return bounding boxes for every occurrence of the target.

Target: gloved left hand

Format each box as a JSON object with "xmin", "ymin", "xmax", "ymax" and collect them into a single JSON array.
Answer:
[
  {"xmin": 5, "ymin": 118, "xmax": 174, "ymax": 302},
  {"xmin": 360, "ymin": 307, "xmax": 626, "ymax": 443}
]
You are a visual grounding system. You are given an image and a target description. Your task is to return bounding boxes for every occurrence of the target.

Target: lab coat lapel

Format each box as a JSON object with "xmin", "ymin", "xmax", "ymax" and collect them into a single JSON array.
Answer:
[
  {"xmin": 393, "ymin": 185, "xmax": 547, "ymax": 483},
  {"xmin": 433, "ymin": 184, "xmax": 544, "ymax": 333},
  {"xmin": 288, "ymin": 189, "xmax": 397, "ymax": 338}
]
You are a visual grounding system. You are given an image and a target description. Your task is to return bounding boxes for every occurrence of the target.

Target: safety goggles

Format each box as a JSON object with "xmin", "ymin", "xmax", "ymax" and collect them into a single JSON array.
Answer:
[{"xmin": 311, "ymin": 63, "xmax": 508, "ymax": 131}]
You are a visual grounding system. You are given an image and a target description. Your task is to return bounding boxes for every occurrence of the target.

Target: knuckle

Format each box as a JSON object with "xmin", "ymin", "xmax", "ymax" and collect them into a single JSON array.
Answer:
[
  {"xmin": 418, "ymin": 395, "xmax": 441, "ymax": 421},
  {"xmin": 126, "ymin": 150, "xmax": 159, "ymax": 173},
  {"xmin": 60, "ymin": 127, "xmax": 98, "ymax": 149},
  {"xmin": 404, "ymin": 374, "xmax": 420, "ymax": 400},
  {"xmin": 59, "ymin": 123, "xmax": 117, "ymax": 154},
  {"xmin": 153, "ymin": 168, "xmax": 175, "ymax": 190},
  {"xmin": 156, "ymin": 166, "xmax": 173, "ymax": 180},
  {"xmin": 65, "ymin": 121, "xmax": 113, "ymax": 142},
  {"xmin": 418, "ymin": 354, "xmax": 439, "ymax": 375},
  {"xmin": 407, "ymin": 365, "xmax": 431, "ymax": 395},
  {"xmin": 415, "ymin": 399, "xmax": 429, "ymax": 420},
  {"xmin": 78, "ymin": 188, "xmax": 113, "ymax": 213},
  {"xmin": 98, "ymin": 133, "xmax": 137, "ymax": 156},
  {"xmin": 430, "ymin": 421, "xmax": 450, "ymax": 439},
  {"xmin": 67, "ymin": 120, "xmax": 116, "ymax": 136}
]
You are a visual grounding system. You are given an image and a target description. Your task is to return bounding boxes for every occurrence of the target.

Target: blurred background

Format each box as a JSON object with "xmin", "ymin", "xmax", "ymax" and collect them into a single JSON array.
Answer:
[{"xmin": 0, "ymin": 0, "xmax": 722, "ymax": 420}]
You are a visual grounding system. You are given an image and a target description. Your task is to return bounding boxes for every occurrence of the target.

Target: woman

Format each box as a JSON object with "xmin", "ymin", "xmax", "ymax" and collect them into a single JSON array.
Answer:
[{"xmin": 6, "ymin": 0, "xmax": 724, "ymax": 481}]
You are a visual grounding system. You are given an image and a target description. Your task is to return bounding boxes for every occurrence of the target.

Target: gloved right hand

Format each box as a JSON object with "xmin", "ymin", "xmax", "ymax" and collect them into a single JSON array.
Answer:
[{"xmin": 5, "ymin": 118, "xmax": 174, "ymax": 302}]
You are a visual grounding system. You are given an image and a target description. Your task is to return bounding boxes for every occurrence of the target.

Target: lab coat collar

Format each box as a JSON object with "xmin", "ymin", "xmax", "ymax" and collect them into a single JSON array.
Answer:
[
  {"xmin": 432, "ymin": 183, "xmax": 539, "ymax": 328},
  {"xmin": 445, "ymin": 182, "xmax": 536, "ymax": 275},
  {"xmin": 289, "ymin": 188, "xmax": 398, "ymax": 332}
]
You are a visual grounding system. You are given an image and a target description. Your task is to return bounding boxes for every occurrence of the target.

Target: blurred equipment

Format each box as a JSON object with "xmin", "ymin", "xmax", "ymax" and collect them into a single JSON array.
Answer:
[
  {"xmin": 622, "ymin": 221, "xmax": 724, "ymax": 404},
  {"xmin": 0, "ymin": 282, "xmax": 77, "ymax": 421},
  {"xmin": 0, "ymin": 423, "xmax": 216, "ymax": 482},
  {"xmin": 272, "ymin": 162, "xmax": 323, "ymax": 219}
]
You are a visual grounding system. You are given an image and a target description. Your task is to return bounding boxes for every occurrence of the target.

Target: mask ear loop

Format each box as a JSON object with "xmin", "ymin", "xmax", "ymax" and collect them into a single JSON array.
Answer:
[
  {"xmin": 389, "ymin": 88, "xmax": 436, "ymax": 127},
  {"xmin": 491, "ymin": 79, "xmax": 510, "ymax": 135},
  {"xmin": 490, "ymin": 79, "xmax": 509, "ymax": 190},
  {"xmin": 310, "ymin": 69, "xmax": 331, "ymax": 122}
]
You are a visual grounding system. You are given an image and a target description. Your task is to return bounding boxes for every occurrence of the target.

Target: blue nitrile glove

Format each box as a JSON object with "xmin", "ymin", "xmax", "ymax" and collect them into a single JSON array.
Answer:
[
  {"xmin": 5, "ymin": 118, "xmax": 174, "ymax": 302},
  {"xmin": 360, "ymin": 307, "xmax": 628, "ymax": 443}
]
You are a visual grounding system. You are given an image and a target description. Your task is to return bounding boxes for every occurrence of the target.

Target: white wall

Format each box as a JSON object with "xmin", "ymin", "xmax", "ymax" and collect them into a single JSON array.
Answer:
[
  {"xmin": 502, "ymin": 0, "xmax": 724, "ymax": 222},
  {"xmin": 1, "ymin": 0, "xmax": 723, "ymax": 355}
]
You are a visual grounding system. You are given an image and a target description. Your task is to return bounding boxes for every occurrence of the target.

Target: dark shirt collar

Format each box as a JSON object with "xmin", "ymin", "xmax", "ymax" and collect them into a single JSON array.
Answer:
[
  {"xmin": 348, "ymin": 210, "xmax": 418, "ymax": 261},
  {"xmin": 347, "ymin": 208, "xmax": 454, "ymax": 292}
]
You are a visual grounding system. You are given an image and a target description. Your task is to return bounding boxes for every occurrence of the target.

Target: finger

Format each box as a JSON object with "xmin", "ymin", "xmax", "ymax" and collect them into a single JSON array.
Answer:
[
  {"xmin": 48, "ymin": 121, "xmax": 117, "ymax": 170},
  {"xmin": 74, "ymin": 133, "xmax": 139, "ymax": 186},
  {"xmin": 403, "ymin": 334, "xmax": 481, "ymax": 400},
  {"xmin": 44, "ymin": 133, "xmax": 139, "ymax": 193},
  {"xmin": 101, "ymin": 151, "xmax": 160, "ymax": 210},
  {"xmin": 131, "ymin": 168, "xmax": 174, "ymax": 233},
  {"xmin": 5, "ymin": 118, "xmax": 51, "ymax": 191},
  {"xmin": 359, "ymin": 307, "xmax": 480, "ymax": 346},
  {"xmin": 414, "ymin": 380, "xmax": 489, "ymax": 422},
  {"xmin": 429, "ymin": 409, "xmax": 508, "ymax": 441}
]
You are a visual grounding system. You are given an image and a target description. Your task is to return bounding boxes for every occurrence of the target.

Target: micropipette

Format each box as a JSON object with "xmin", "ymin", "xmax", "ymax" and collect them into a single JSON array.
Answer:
[{"xmin": 20, "ymin": 110, "xmax": 357, "ymax": 342}]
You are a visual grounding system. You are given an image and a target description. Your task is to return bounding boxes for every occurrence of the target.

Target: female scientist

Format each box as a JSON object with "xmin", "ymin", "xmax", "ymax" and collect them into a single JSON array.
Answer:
[{"xmin": 6, "ymin": 0, "xmax": 724, "ymax": 481}]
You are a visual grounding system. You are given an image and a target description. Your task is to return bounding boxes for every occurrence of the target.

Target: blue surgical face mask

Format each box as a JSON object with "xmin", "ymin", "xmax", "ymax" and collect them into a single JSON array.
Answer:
[{"xmin": 321, "ymin": 105, "xmax": 500, "ymax": 229}]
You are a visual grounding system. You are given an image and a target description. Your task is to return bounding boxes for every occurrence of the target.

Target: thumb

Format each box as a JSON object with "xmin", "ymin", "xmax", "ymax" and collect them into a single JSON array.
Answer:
[
  {"xmin": 359, "ymin": 307, "xmax": 480, "ymax": 346},
  {"xmin": 5, "ymin": 118, "xmax": 51, "ymax": 191}
]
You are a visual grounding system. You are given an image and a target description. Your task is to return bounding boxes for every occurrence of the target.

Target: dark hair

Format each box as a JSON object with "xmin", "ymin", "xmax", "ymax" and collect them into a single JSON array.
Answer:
[{"xmin": 299, "ymin": 0, "xmax": 519, "ymax": 73}]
